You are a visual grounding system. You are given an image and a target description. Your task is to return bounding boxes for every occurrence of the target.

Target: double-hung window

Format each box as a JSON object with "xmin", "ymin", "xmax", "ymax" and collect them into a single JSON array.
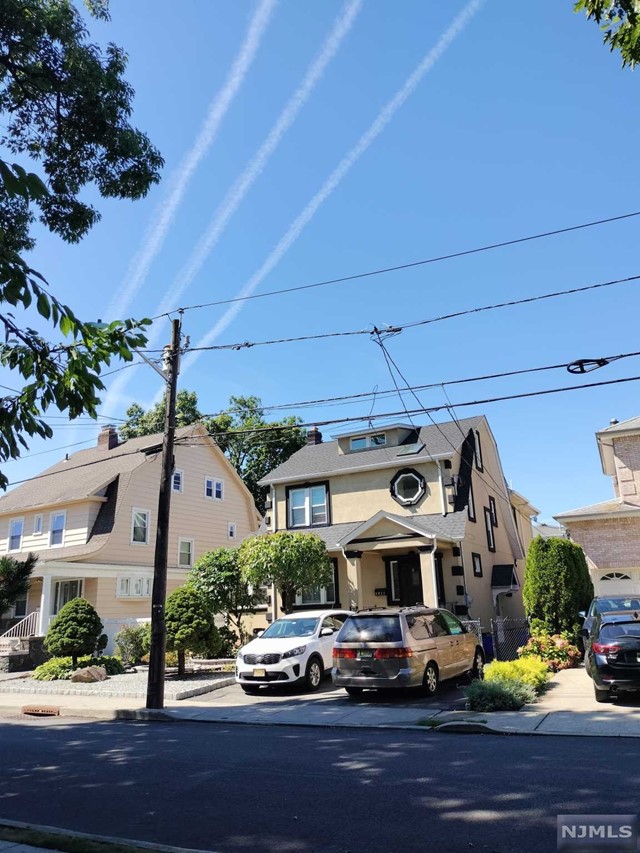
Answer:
[
  {"xmin": 33, "ymin": 515, "xmax": 43, "ymax": 535},
  {"xmin": 484, "ymin": 507, "xmax": 495, "ymax": 552},
  {"xmin": 295, "ymin": 561, "xmax": 337, "ymax": 606},
  {"xmin": 117, "ymin": 576, "xmax": 152, "ymax": 598},
  {"xmin": 8, "ymin": 519, "xmax": 23, "ymax": 552},
  {"xmin": 178, "ymin": 538, "xmax": 194, "ymax": 568},
  {"xmin": 288, "ymin": 484, "xmax": 328, "ymax": 528},
  {"xmin": 228, "ymin": 523, "xmax": 236, "ymax": 540},
  {"xmin": 172, "ymin": 470, "xmax": 184, "ymax": 493},
  {"xmin": 205, "ymin": 477, "xmax": 224, "ymax": 500},
  {"xmin": 49, "ymin": 512, "xmax": 65, "ymax": 547},
  {"xmin": 131, "ymin": 509, "xmax": 150, "ymax": 545}
]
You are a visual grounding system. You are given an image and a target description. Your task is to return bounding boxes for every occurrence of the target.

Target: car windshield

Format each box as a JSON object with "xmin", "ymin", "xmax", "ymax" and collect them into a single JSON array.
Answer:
[
  {"xmin": 259, "ymin": 617, "xmax": 319, "ymax": 639},
  {"xmin": 594, "ymin": 598, "xmax": 640, "ymax": 614},
  {"xmin": 600, "ymin": 622, "xmax": 640, "ymax": 640},
  {"xmin": 337, "ymin": 616, "xmax": 402, "ymax": 643}
]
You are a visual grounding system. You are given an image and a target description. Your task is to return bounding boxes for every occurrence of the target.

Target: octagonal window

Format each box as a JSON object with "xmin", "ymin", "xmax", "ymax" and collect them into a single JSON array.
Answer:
[{"xmin": 391, "ymin": 469, "xmax": 426, "ymax": 506}]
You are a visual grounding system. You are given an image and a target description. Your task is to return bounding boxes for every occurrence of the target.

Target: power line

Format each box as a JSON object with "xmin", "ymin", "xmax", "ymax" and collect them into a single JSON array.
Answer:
[
  {"xmin": 5, "ymin": 445, "xmax": 153, "ymax": 488},
  {"xmin": 155, "ymin": 273, "xmax": 640, "ymax": 354},
  {"xmin": 149, "ymin": 209, "xmax": 640, "ymax": 318},
  {"xmin": 1, "ymin": 438, "xmax": 96, "ymax": 461}
]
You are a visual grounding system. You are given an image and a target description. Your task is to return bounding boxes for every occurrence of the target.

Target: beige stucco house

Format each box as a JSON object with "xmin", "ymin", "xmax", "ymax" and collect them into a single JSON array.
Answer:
[
  {"xmin": 0, "ymin": 423, "xmax": 260, "ymax": 645},
  {"xmin": 556, "ymin": 416, "xmax": 640, "ymax": 596},
  {"xmin": 259, "ymin": 416, "xmax": 538, "ymax": 629}
]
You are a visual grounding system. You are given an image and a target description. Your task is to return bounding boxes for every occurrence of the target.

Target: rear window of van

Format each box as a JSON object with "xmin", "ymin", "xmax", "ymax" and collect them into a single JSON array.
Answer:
[{"xmin": 337, "ymin": 616, "xmax": 402, "ymax": 643}]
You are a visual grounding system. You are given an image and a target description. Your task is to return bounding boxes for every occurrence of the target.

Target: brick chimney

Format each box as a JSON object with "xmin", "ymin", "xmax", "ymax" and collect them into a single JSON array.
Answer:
[
  {"xmin": 306, "ymin": 426, "xmax": 323, "ymax": 446},
  {"xmin": 97, "ymin": 424, "xmax": 119, "ymax": 451}
]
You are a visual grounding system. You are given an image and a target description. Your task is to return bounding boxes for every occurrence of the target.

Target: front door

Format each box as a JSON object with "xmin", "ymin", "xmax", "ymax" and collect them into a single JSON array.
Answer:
[{"xmin": 397, "ymin": 556, "xmax": 424, "ymax": 607}]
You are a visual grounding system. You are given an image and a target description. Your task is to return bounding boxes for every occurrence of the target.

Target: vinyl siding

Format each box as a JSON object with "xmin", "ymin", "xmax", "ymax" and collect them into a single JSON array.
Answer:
[{"xmin": 0, "ymin": 500, "xmax": 103, "ymax": 554}]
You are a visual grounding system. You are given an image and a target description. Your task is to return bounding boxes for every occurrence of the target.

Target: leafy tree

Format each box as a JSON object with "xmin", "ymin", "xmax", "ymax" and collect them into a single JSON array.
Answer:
[
  {"xmin": 119, "ymin": 391, "xmax": 202, "ymax": 441},
  {"xmin": 165, "ymin": 586, "xmax": 221, "ymax": 676},
  {"xmin": 44, "ymin": 598, "xmax": 105, "ymax": 667},
  {"xmin": 523, "ymin": 536, "xmax": 594, "ymax": 635},
  {"xmin": 575, "ymin": 1, "xmax": 640, "ymax": 67},
  {"xmin": 189, "ymin": 548, "xmax": 265, "ymax": 646},
  {"xmin": 0, "ymin": 0, "xmax": 162, "ymax": 487},
  {"xmin": 239, "ymin": 531, "xmax": 332, "ymax": 614},
  {"xmin": 119, "ymin": 392, "xmax": 306, "ymax": 513},
  {"xmin": 0, "ymin": 552, "xmax": 37, "ymax": 616}
]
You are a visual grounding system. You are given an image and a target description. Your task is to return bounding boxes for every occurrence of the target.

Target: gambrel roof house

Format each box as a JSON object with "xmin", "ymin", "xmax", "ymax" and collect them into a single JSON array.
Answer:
[
  {"xmin": 556, "ymin": 416, "xmax": 640, "ymax": 597},
  {"xmin": 0, "ymin": 423, "xmax": 260, "ymax": 646},
  {"xmin": 259, "ymin": 415, "xmax": 538, "ymax": 628}
]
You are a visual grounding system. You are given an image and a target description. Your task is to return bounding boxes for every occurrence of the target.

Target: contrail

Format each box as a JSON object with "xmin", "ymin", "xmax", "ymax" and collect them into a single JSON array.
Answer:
[
  {"xmin": 179, "ymin": 0, "xmax": 485, "ymax": 380},
  {"xmin": 147, "ymin": 0, "xmax": 363, "ymax": 346},
  {"xmin": 105, "ymin": 0, "xmax": 277, "ymax": 322}
]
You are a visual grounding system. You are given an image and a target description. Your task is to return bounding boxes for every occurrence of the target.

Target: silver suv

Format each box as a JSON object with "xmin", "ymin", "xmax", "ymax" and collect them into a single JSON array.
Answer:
[{"xmin": 332, "ymin": 606, "xmax": 484, "ymax": 698}]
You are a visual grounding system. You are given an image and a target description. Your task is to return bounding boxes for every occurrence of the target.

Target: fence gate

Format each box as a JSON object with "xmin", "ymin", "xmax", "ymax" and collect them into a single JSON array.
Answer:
[{"xmin": 490, "ymin": 617, "xmax": 530, "ymax": 661}]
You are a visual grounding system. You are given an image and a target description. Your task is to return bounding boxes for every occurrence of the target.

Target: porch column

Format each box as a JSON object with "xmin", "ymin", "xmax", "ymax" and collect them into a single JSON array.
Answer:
[
  {"xmin": 344, "ymin": 550, "xmax": 363, "ymax": 611},
  {"xmin": 38, "ymin": 575, "xmax": 53, "ymax": 636},
  {"xmin": 418, "ymin": 544, "xmax": 438, "ymax": 608}
]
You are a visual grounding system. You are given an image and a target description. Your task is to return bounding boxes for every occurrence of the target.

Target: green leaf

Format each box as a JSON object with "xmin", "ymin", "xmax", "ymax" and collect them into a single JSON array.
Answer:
[{"xmin": 36, "ymin": 292, "xmax": 51, "ymax": 321}]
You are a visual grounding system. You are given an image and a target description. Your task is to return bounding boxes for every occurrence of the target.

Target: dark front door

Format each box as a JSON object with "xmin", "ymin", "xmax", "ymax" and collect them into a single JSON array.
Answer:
[
  {"xmin": 434, "ymin": 552, "xmax": 446, "ymax": 607},
  {"xmin": 397, "ymin": 555, "xmax": 424, "ymax": 607}
]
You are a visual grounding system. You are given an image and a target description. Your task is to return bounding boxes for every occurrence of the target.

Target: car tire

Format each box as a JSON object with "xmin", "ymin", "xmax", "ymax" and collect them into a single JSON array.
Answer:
[
  {"xmin": 422, "ymin": 662, "xmax": 439, "ymax": 697},
  {"xmin": 304, "ymin": 657, "xmax": 324, "ymax": 692},
  {"xmin": 470, "ymin": 649, "xmax": 485, "ymax": 681},
  {"xmin": 594, "ymin": 685, "xmax": 610, "ymax": 703},
  {"xmin": 345, "ymin": 686, "xmax": 364, "ymax": 698},
  {"xmin": 241, "ymin": 685, "xmax": 261, "ymax": 695}
]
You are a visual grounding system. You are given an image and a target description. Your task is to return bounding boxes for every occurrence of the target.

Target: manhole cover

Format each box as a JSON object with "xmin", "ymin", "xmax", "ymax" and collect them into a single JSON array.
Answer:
[{"xmin": 21, "ymin": 705, "xmax": 60, "ymax": 717}]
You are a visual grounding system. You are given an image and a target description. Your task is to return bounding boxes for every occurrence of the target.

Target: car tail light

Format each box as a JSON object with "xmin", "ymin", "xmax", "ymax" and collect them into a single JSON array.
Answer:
[
  {"xmin": 374, "ymin": 647, "xmax": 413, "ymax": 659},
  {"xmin": 592, "ymin": 642, "xmax": 622, "ymax": 655},
  {"xmin": 334, "ymin": 648, "xmax": 357, "ymax": 659}
]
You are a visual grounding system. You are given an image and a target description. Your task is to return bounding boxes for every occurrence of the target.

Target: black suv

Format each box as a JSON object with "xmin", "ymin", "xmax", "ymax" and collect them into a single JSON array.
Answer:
[{"xmin": 585, "ymin": 610, "xmax": 640, "ymax": 703}]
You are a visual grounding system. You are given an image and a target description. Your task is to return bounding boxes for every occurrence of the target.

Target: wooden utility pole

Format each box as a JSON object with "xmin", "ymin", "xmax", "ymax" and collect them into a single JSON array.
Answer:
[{"xmin": 146, "ymin": 317, "xmax": 181, "ymax": 710}]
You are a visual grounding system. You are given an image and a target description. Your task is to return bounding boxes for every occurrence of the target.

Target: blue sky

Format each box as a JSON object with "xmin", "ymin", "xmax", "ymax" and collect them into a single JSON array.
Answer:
[{"xmin": 4, "ymin": 0, "xmax": 640, "ymax": 522}]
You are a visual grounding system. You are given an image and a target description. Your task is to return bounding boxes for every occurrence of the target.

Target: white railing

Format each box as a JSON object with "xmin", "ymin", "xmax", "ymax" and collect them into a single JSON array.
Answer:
[{"xmin": 0, "ymin": 610, "xmax": 40, "ymax": 639}]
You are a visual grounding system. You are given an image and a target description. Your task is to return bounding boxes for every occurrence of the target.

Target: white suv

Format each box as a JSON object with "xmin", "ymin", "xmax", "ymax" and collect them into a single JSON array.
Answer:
[{"xmin": 236, "ymin": 610, "xmax": 353, "ymax": 694}]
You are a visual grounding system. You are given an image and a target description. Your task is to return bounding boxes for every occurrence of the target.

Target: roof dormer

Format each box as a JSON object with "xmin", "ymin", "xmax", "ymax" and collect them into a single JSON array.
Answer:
[{"xmin": 332, "ymin": 423, "xmax": 417, "ymax": 455}]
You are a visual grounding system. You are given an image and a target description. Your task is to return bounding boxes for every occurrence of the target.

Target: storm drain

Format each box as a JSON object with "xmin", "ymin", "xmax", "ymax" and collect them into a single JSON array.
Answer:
[{"xmin": 21, "ymin": 704, "xmax": 60, "ymax": 717}]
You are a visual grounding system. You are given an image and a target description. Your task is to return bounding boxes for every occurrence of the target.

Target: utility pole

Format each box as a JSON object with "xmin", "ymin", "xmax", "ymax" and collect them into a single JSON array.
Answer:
[{"xmin": 146, "ymin": 317, "xmax": 181, "ymax": 710}]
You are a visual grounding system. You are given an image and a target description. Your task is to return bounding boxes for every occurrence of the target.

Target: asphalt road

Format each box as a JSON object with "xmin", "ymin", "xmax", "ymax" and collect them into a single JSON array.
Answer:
[{"xmin": 0, "ymin": 717, "xmax": 636, "ymax": 853}]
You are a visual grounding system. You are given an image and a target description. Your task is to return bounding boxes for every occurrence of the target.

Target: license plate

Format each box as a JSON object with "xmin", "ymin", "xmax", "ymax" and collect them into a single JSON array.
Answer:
[
  {"xmin": 358, "ymin": 650, "xmax": 373, "ymax": 659},
  {"xmin": 253, "ymin": 668, "xmax": 266, "ymax": 678}
]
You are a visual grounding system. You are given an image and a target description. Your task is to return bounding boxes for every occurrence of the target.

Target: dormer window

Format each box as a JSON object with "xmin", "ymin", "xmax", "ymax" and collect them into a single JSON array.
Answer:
[{"xmin": 350, "ymin": 433, "xmax": 386, "ymax": 451}]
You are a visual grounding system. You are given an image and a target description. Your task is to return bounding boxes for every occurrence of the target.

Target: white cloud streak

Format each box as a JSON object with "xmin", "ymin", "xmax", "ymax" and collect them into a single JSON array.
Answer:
[
  {"xmin": 180, "ymin": 0, "xmax": 485, "ymax": 380},
  {"xmin": 105, "ymin": 0, "xmax": 277, "ymax": 322}
]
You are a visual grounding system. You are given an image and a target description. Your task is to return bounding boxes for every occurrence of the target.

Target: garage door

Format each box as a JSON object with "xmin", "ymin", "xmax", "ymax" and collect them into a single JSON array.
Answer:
[{"xmin": 594, "ymin": 571, "xmax": 640, "ymax": 597}]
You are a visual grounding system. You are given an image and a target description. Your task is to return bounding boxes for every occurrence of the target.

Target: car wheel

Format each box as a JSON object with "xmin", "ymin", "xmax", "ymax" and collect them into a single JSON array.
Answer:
[
  {"xmin": 304, "ymin": 657, "xmax": 323, "ymax": 692},
  {"xmin": 422, "ymin": 662, "xmax": 439, "ymax": 697},
  {"xmin": 345, "ymin": 686, "xmax": 364, "ymax": 698},
  {"xmin": 241, "ymin": 685, "xmax": 261, "ymax": 695},
  {"xmin": 470, "ymin": 649, "xmax": 485, "ymax": 681},
  {"xmin": 594, "ymin": 685, "xmax": 610, "ymax": 703}
]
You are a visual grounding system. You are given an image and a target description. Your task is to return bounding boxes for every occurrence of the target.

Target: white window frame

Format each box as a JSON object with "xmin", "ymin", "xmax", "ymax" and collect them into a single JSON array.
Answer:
[
  {"xmin": 484, "ymin": 507, "xmax": 495, "ymax": 552},
  {"xmin": 49, "ymin": 510, "xmax": 66, "ymax": 548},
  {"xmin": 178, "ymin": 537, "xmax": 194, "ymax": 568},
  {"xmin": 8, "ymin": 518, "xmax": 23, "ymax": 552},
  {"xmin": 227, "ymin": 522, "xmax": 237, "ymax": 540},
  {"xmin": 116, "ymin": 575, "xmax": 152, "ymax": 598},
  {"xmin": 467, "ymin": 478, "xmax": 476, "ymax": 522},
  {"xmin": 391, "ymin": 471, "xmax": 425, "ymax": 506},
  {"xmin": 287, "ymin": 484, "xmax": 328, "ymax": 528},
  {"xmin": 53, "ymin": 578, "xmax": 83, "ymax": 614},
  {"xmin": 172, "ymin": 470, "xmax": 184, "ymax": 493},
  {"xmin": 205, "ymin": 477, "xmax": 224, "ymax": 501},
  {"xmin": 33, "ymin": 514, "xmax": 43, "ymax": 536},
  {"xmin": 472, "ymin": 553, "xmax": 483, "ymax": 578},
  {"xmin": 131, "ymin": 508, "xmax": 150, "ymax": 545},
  {"xmin": 389, "ymin": 559, "xmax": 401, "ymax": 603},
  {"xmin": 350, "ymin": 433, "xmax": 387, "ymax": 451}
]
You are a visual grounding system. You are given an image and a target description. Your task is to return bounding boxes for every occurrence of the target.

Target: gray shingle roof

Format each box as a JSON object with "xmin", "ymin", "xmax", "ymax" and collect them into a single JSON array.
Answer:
[
  {"xmin": 555, "ymin": 499, "xmax": 640, "ymax": 520},
  {"xmin": 0, "ymin": 426, "xmax": 196, "ymax": 514},
  {"xmin": 259, "ymin": 416, "xmax": 483, "ymax": 485},
  {"xmin": 598, "ymin": 416, "xmax": 640, "ymax": 435},
  {"xmin": 287, "ymin": 511, "xmax": 468, "ymax": 550}
]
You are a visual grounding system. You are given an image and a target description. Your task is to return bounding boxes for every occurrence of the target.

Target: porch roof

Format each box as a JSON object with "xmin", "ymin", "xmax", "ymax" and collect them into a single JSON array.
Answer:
[{"xmin": 292, "ymin": 510, "xmax": 467, "ymax": 551}]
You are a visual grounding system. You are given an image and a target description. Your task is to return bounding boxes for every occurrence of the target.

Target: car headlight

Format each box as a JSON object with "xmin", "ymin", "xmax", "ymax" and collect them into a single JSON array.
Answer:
[{"xmin": 282, "ymin": 645, "xmax": 307, "ymax": 659}]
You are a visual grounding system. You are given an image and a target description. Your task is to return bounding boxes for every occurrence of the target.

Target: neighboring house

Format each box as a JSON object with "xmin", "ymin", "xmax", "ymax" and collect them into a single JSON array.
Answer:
[
  {"xmin": 556, "ymin": 416, "xmax": 640, "ymax": 596},
  {"xmin": 259, "ymin": 416, "xmax": 538, "ymax": 628},
  {"xmin": 532, "ymin": 522, "xmax": 565, "ymax": 540},
  {"xmin": 0, "ymin": 424, "xmax": 260, "ymax": 642}
]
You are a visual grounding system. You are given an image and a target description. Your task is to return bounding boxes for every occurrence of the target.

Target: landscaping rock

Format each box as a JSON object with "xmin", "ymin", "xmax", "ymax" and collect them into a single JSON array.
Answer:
[{"xmin": 70, "ymin": 666, "xmax": 107, "ymax": 683}]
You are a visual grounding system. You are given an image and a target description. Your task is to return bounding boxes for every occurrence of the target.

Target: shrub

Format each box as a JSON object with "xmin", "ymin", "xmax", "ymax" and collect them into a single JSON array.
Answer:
[
  {"xmin": 484, "ymin": 656, "xmax": 549, "ymax": 694},
  {"xmin": 33, "ymin": 655, "xmax": 124, "ymax": 681},
  {"xmin": 466, "ymin": 679, "xmax": 537, "ymax": 712},
  {"xmin": 44, "ymin": 598, "xmax": 104, "ymax": 666},
  {"xmin": 114, "ymin": 624, "xmax": 150, "ymax": 664},
  {"xmin": 518, "ymin": 629, "xmax": 582, "ymax": 671},
  {"xmin": 165, "ymin": 586, "xmax": 221, "ymax": 676},
  {"xmin": 140, "ymin": 649, "xmax": 179, "ymax": 667}
]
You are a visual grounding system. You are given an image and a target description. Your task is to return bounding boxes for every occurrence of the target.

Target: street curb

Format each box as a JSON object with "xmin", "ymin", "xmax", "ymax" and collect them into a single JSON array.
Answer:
[
  {"xmin": 433, "ymin": 721, "xmax": 508, "ymax": 734},
  {"xmin": 0, "ymin": 817, "xmax": 217, "ymax": 853}
]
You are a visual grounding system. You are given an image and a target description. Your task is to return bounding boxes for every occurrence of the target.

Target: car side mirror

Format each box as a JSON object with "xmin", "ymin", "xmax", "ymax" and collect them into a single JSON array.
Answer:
[
  {"xmin": 320, "ymin": 627, "xmax": 334, "ymax": 637},
  {"xmin": 255, "ymin": 629, "xmax": 264, "ymax": 638},
  {"xmin": 578, "ymin": 611, "xmax": 586, "ymax": 620}
]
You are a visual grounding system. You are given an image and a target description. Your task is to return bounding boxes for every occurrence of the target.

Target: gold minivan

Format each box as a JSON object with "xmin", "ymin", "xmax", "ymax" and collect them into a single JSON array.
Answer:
[{"xmin": 332, "ymin": 606, "xmax": 484, "ymax": 698}]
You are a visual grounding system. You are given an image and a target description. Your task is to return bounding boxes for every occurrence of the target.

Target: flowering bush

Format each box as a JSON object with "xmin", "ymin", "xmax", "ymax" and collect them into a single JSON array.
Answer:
[{"xmin": 518, "ymin": 629, "xmax": 582, "ymax": 671}]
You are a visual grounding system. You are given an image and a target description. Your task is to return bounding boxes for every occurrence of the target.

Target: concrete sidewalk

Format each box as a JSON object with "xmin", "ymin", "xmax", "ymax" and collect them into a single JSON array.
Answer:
[{"xmin": 1, "ymin": 667, "xmax": 639, "ymax": 736}]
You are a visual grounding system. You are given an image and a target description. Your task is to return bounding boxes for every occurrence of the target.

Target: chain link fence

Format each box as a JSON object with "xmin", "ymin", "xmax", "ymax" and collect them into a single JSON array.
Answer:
[{"xmin": 490, "ymin": 617, "xmax": 530, "ymax": 661}]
